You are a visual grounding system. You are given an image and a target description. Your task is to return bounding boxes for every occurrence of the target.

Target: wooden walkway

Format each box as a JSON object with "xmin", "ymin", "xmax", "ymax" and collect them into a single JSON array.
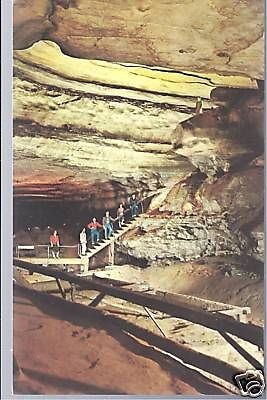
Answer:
[
  {"xmin": 18, "ymin": 257, "xmax": 86, "ymax": 265},
  {"xmin": 81, "ymin": 217, "xmax": 140, "ymax": 273},
  {"xmin": 17, "ymin": 217, "xmax": 140, "ymax": 278}
]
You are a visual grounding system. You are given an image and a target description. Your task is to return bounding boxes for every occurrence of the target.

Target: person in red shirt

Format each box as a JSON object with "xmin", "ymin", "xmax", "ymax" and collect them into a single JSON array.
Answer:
[
  {"xmin": 87, "ymin": 218, "xmax": 102, "ymax": 245},
  {"xmin": 49, "ymin": 230, "xmax": 60, "ymax": 258}
]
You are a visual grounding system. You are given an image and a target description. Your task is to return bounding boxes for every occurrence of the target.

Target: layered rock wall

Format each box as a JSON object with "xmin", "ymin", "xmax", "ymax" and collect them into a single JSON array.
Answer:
[{"xmin": 14, "ymin": 0, "xmax": 264, "ymax": 79}]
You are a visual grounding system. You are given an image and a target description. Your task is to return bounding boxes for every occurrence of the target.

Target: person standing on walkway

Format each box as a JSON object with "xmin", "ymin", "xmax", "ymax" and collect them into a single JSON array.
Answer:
[
  {"xmin": 117, "ymin": 203, "xmax": 125, "ymax": 228},
  {"xmin": 129, "ymin": 193, "xmax": 139, "ymax": 217},
  {"xmin": 87, "ymin": 218, "xmax": 102, "ymax": 245},
  {"xmin": 79, "ymin": 227, "xmax": 87, "ymax": 256},
  {"xmin": 102, "ymin": 211, "xmax": 115, "ymax": 240},
  {"xmin": 195, "ymin": 97, "xmax": 203, "ymax": 115},
  {"xmin": 49, "ymin": 230, "xmax": 60, "ymax": 258}
]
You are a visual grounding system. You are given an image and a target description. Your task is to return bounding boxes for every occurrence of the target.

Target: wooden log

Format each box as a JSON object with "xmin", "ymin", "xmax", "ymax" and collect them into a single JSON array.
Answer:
[
  {"xmin": 14, "ymin": 282, "xmax": 241, "ymax": 389},
  {"xmin": 13, "ymin": 259, "xmax": 263, "ymax": 347},
  {"xmin": 89, "ymin": 292, "xmax": 106, "ymax": 307},
  {"xmin": 55, "ymin": 278, "xmax": 66, "ymax": 299},
  {"xmin": 219, "ymin": 330, "xmax": 263, "ymax": 370},
  {"xmin": 69, "ymin": 282, "xmax": 76, "ymax": 302},
  {"xmin": 144, "ymin": 306, "xmax": 166, "ymax": 337},
  {"xmin": 92, "ymin": 274, "xmax": 135, "ymax": 287}
]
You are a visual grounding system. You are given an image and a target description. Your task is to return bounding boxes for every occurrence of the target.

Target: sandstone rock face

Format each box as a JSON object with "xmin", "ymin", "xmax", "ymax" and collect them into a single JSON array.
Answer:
[
  {"xmin": 201, "ymin": 165, "xmax": 263, "ymax": 227},
  {"xmin": 13, "ymin": 76, "xmax": 193, "ymax": 144},
  {"xmin": 145, "ymin": 163, "xmax": 263, "ymax": 264},
  {"xmin": 118, "ymin": 215, "xmax": 249, "ymax": 264},
  {"xmin": 14, "ymin": 41, "xmax": 217, "ymax": 207},
  {"xmin": 14, "ymin": 0, "xmax": 264, "ymax": 79},
  {"xmin": 13, "ymin": 0, "xmax": 53, "ymax": 49},
  {"xmin": 14, "ymin": 53, "xmax": 199, "ymax": 209},
  {"xmin": 13, "ymin": 127, "xmax": 192, "ymax": 208},
  {"xmin": 12, "ymin": 8, "xmax": 264, "ymax": 269},
  {"xmin": 248, "ymin": 222, "xmax": 264, "ymax": 263},
  {"xmin": 175, "ymin": 100, "xmax": 263, "ymax": 181},
  {"xmin": 14, "ymin": 42, "xmax": 262, "ymax": 207}
]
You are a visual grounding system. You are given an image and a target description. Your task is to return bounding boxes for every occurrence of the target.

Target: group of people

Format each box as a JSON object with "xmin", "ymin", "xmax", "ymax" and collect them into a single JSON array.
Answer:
[
  {"xmin": 48, "ymin": 194, "xmax": 140, "ymax": 258},
  {"xmin": 80, "ymin": 194, "xmax": 140, "ymax": 256}
]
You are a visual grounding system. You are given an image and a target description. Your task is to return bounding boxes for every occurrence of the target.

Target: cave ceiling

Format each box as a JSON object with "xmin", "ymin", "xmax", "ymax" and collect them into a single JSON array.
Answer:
[
  {"xmin": 13, "ymin": 0, "xmax": 264, "ymax": 214},
  {"xmin": 14, "ymin": 0, "xmax": 264, "ymax": 79}
]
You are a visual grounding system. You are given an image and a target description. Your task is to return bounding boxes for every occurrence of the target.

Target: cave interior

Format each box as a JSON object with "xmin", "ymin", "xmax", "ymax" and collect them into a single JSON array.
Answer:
[{"xmin": 12, "ymin": 0, "xmax": 264, "ymax": 396}]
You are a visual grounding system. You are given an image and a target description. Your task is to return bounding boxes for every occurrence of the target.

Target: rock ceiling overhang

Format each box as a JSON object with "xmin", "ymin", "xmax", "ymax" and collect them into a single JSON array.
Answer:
[
  {"xmin": 13, "ymin": 0, "xmax": 264, "ymax": 80},
  {"xmin": 14, "ymin": 40, "xmax": 258, "ymax": 102},
  {"xmin": 13, "ymin": 1, "xmax": 264, "ymax": 211}
]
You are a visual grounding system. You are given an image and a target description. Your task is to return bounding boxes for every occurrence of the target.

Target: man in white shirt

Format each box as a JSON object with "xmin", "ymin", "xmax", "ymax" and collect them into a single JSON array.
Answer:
[{"xmin": 79, "ymin": 228, "xmax": 87, "ymax": 256}]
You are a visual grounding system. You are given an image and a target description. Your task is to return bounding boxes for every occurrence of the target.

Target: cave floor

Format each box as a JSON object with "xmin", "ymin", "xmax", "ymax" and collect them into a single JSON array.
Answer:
[
  {"xmin": 14, "ymin": 258, "xmax": 263, "ymax": 395},
  {"xmin": 74, "ymin": 262, "xmax": 264, "ymax": 374},
  {"xmin": 14, "ymin": 287, "xmax": 230, "ymax": 396}
]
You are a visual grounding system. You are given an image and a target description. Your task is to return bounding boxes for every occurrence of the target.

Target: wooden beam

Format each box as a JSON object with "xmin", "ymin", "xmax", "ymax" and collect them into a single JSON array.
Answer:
[
  {"xmin": 219, "ymin": 330, "xmax": 263, "ymax": 370},
  {"xmin": 89, "ymin": 292, "xmax": 106, "ymax": 307},
  {"xmin": 108, "ymin": 241, "xmax": 115, "ymax": 265},
  {"xmin": 69, "ymin": 282, "xmax": 76, "ymax": 302},
  {"xmin": 14, "ymin": 282, "xmax": 241, "ymax": 389},
  {"xmin": 91, "ymin": 274, "xmax": 135, "ymax": 287},
  {"xmin": 144, "ymin": 306, "xmax": 166, "ymax": 338},
  {"xmin": 13, "ymin": 259, "xmax": 263, "ymax": 348},
  {"xmin": 55, "ymin": 278, "xmax": 66, "ymax": 299},
  {"xmin": 156, "ymin": 290, "xmax": 251, "ymax": 322}
]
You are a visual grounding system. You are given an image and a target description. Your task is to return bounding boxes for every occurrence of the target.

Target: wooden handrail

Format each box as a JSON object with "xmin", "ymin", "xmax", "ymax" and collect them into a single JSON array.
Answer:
[{"xmin": 13, "ymin": 258, "xmax": 263, "ymax": 348}]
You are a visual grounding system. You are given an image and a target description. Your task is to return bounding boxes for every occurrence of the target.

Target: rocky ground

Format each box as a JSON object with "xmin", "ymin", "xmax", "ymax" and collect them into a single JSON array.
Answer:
[
  {"xmin": 74, "ymin": 262, "xmax": 264, "ymax": 385},
  {"xmin": 14, "ymin": 258, "xmax": 263, "ymax": 395},
  {"xmin": 14, "ymin": 285, "xmax": 231, "ymax": 395}
]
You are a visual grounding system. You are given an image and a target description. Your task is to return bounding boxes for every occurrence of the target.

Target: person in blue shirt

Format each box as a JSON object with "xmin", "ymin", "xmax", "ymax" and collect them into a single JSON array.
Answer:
[
  {"xmin": 129, "ymin": 194, "xmax": 139, "ymax": 217},
  {"xmin": 102, "ymin": 211, "xmax": 115, "ymax": 240}
]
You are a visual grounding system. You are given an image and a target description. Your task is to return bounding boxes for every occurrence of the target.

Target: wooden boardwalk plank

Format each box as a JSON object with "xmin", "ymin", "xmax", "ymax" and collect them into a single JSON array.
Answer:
[{"xmin": 19, "ymin": 257, "xmax": 87, "ymax": 265}]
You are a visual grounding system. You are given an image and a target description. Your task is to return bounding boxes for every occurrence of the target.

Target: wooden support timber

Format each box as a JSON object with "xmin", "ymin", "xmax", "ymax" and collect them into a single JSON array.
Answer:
[
  {"xmin": 13, "ymin": 259, "xmax": 263, "ymax": 348},
  {"xmin": 55, "ymin": 278, "xmax": 66, "ymax": 299},
  {"xmin": 89, "ymin": 292, "xmax": 106, "ymax": 307},
  {"xmin": 108, "ymin": 241, "xmax": 115, "ymax": 265},
  {"xmin": 156, "ymin": 290, "xmax": 251, "ymax": 323},
  {"xmin": 143, "ymin": 306, "xmax": 166, "ymax": 337},
  {"xmin": 219, "ymin": 330, "xmax": 263, "ymax": 371},
  {"xmin": 14, "ymin": 282, "xmax": 241, "ymax": 389}
]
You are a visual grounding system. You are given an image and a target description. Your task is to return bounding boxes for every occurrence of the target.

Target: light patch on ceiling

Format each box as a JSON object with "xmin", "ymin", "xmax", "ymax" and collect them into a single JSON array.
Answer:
[{"xmin": 14, "ymin": 40, "xmax": 257, "ymax": 99}]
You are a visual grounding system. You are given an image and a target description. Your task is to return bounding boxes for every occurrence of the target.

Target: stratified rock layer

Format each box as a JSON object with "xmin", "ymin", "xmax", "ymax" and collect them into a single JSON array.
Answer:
[
  {"xmin": 145, "ymin": 164, "xmax": 263, "ymax": 264},
  {"xmin": 12, "ymin": 11, "xmax": 264, "ymax": 266},
  {"xmin": 14, "ymin": 0, "xmax": 264, "ymax": 79}
]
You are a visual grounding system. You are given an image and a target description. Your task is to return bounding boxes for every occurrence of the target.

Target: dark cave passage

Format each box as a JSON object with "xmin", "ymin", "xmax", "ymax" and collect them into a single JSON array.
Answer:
[{"xmin": 13, "ymin": 198, "xmax": 126, "ymax": 244}]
